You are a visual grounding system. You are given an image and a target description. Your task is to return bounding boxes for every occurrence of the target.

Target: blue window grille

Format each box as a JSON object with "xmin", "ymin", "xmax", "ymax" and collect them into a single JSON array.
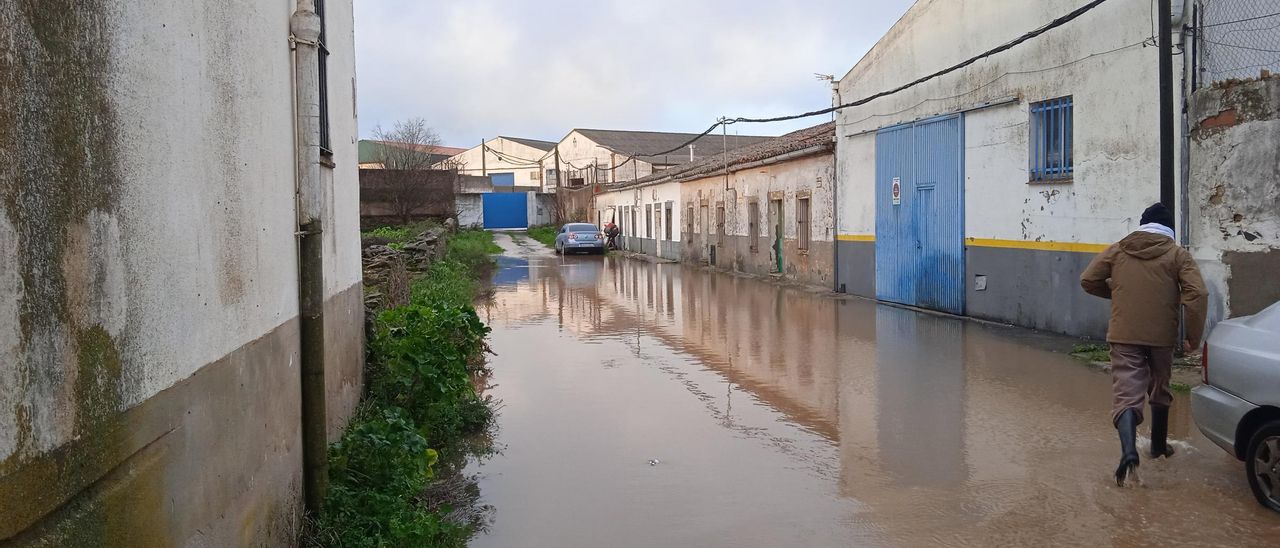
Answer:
[{"xmin": 1030, "ymin": 96, "xmax": 1073, "ymax": 182}]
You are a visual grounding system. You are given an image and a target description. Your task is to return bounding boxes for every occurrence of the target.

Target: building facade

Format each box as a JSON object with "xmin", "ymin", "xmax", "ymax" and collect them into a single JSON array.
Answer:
[
  {"xmin": 0, "ymin": 1, "xmax": 362, "ymax": 543},
  {"xmin": 834, "ymin": 0, "xmax": 1193, "ymax": 338},
  {"xmin": 549, "ymin": 128, "xmax": 775, "ymax": 188},
  {"xmin": 590, "ymin": 123, "xmax": 836, "ymax": 286},
  {"xmin": 435, "ymin": 136, "xmax": 556, "ymax": 189}
]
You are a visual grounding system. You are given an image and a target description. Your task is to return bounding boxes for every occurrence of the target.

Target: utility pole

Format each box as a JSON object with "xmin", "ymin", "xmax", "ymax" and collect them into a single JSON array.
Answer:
[
  {"xmin": 1158, "ymin": 0, "xmax": 1175, "ymax": 208},
  {"xmin": 480, "ymin": 138, "xmax": 487, "ymax": 176},
  {"xmin": 554, "ymin": 146, "xmax": 562, "ymax": 190}
]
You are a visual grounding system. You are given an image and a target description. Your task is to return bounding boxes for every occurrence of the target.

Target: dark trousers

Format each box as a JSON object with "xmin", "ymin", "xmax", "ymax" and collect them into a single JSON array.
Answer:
[{"xmin": 1109, "ymin": 343, "xmax": 1174, "ymax": 426}]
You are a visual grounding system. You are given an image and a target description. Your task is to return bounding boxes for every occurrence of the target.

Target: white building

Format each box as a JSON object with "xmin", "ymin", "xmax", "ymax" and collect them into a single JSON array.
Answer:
[
  {"xmin": 834, "ymin": 0, "xmax": 1193, "ymax": 338},
  {"xmin": 547, "ymin": 128, "xmax": 774, "ymax": 188},
  {"xmin": 0, "ymin": 0, "xmax": 362, "ymax": 543},
  {"xmin": 434, "ymin": 136, "xmax": 557, "ymax": 189}
]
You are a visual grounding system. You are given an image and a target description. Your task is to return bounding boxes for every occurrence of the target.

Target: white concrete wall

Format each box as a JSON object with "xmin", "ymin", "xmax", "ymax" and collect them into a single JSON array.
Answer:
[
  {"xmin": 0, "ymin": 0, "xmax": 360, "ymax": 462},
  {"xmin": 595, "ymin": 180, "xmax": 681, "ymax": 242},
  {"xmin": 438, "ymin": 137, "xmax": 548, "ymax": 188},
  {"xmin": 835, "ymin": 0, "xmax": 1189, "ymax": 246},
  {"xmin": 553, "ymin": 130, "xmax": 657, "ymax": 185}
]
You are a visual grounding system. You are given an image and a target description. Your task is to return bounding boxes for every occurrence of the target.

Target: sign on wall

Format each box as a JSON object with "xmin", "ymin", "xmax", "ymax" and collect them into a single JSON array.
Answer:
[{"xmin": 891, "ymin": 177, "xmax": 902, "ymax": 206}]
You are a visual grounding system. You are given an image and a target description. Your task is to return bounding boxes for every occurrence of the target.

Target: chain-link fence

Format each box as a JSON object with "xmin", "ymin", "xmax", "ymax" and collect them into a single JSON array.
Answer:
[{"xmin": 1193, "ymin": 0, "xmax": 1280, "ymax": 87}]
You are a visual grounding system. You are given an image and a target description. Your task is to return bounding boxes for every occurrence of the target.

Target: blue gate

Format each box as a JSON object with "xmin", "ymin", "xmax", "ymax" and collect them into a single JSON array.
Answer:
[
  {"xmin": 482, "ymin": 192, "xmax": 528, "ymax": 229},
  {"xmin": 874, "ymin": 115, "xmax": 965, "ymax": 314}
]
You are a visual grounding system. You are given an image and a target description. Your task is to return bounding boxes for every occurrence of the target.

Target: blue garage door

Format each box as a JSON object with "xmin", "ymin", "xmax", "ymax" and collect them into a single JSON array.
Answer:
[
  {"xmin": 482, "ymin": 192, "xmax": 528, "ymax": 229},
  {"xmin": 874, "ymin": 114, "xmax": 965, "ymax": 315},
  {"xmin": 490, "ymin": 172, "xmax": 515, "ymax": 186}
]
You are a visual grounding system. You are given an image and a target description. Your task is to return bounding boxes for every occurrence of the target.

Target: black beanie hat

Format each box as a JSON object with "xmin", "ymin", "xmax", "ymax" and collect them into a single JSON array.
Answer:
[{"xmin": 1140, "ymin": 202, "xmax": 1175, "ymax": 230}]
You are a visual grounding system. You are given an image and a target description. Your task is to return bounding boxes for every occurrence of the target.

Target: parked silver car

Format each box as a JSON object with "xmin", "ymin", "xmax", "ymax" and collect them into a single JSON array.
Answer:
[
  {"xmin": 554, "ymin": 223, "xmax": 605, "ymax": 255},
  {"xmin": 1192, "ymin": 301, "xmax": 1280, "ymax": 512}
]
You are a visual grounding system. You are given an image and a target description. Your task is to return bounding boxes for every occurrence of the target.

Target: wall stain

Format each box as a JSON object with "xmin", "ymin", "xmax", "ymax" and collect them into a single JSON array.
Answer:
[{"xmin": 0, "ymin": 0, "xmax": 168, "ymax": 542}]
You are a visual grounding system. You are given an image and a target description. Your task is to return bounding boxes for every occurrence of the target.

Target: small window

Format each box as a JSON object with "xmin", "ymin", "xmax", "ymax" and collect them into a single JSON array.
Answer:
[
  {"xmin": 1030, "ymin": 96, "xmax": 1073, "ymax": 182},
  {"xmin": 748, "ymin": 202, "xmax": 759, "ymax": 252},
  {"xmin": 316, "ymin": 0, "xmax": 332, "ymax": 156},
  {"xmin": 686, "ymin": 205, "xmax": 694, "ymax": 236},
  {"xmin": 530, "ymin": 170, "xmax": 541, "ymax": 180},
  {"xmin": 797, "ymin": 197, "xmax": 810, "ymax": 251}
]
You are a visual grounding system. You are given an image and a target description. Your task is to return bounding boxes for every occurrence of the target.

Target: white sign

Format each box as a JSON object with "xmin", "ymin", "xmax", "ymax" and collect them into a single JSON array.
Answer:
[{"xmin": 891, "ymin": 177, "xmax": 901, "ymax": 206}]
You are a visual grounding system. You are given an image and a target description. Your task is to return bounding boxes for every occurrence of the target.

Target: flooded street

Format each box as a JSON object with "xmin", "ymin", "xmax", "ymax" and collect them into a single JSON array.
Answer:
[{"xmin": 468, "ymin": 234, "xmax": 1279, "ymax": 547}]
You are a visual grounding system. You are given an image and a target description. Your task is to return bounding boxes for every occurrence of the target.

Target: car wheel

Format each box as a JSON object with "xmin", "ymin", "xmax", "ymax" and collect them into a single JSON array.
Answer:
[{"xmin": 1246, "ymin": 419, "xmax": 1280, "ymax": 512}]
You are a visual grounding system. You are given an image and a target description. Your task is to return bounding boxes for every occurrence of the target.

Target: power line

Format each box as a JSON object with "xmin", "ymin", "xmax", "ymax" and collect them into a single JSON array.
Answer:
[
  {"xmin": 1199, "ymin": 10, "xmax": 1280, "ymax": 29},
  {"xmin": 836, "ymin": 40, "xmax": 1147, "ymax": 129},
  {"xmin": 564, "ymin": 0, "xmax": 1116, "ymax": 182},
  {"xmin": 732, "ymin": 0, "xmax": 1112, "ymax": 125}
]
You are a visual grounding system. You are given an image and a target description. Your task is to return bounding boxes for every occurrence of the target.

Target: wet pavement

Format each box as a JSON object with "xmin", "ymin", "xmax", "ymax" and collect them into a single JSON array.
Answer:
[{"xmin": 467, "ymin": 233, "xmax": 1279, "ymax": 547}]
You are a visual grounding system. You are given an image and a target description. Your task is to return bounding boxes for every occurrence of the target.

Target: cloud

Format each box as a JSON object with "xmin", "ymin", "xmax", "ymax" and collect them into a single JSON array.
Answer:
[{"xmin": 355, "ymin": 0, "xmax": 914, "ymax": 145}]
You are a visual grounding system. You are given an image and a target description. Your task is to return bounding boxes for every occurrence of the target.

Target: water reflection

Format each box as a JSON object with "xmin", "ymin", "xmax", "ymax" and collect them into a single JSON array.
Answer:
[{"xmin": 474, "ymin": 252, "xmax": 1280, "ymax": 547}]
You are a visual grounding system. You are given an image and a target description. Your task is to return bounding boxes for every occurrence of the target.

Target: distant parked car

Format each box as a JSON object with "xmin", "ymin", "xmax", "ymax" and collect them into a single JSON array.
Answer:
[
  {"xmin": 554, "ymin": 223, "xmax": 605, "ymax": 255},
  {"xmin": 1192, "ymin": 301, "xmax": 1280, "ymax": 513}
]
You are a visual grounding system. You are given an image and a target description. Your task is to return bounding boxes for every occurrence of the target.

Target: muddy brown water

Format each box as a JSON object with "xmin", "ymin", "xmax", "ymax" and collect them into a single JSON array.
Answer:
[{"xmin": 467, "ymin": 234, "xmax": 1279, "ymax": 547}]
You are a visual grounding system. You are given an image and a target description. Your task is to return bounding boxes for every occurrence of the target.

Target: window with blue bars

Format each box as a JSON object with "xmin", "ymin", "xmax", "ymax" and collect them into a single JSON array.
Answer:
[{"xmin": 1029, "ymin": 96, "xmax": 1073, "ymax": 182}]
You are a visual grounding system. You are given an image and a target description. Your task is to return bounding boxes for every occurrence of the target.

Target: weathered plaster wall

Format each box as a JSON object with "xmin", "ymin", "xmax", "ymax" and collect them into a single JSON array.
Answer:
[
  {"xmin": 0, "ymin": 0, "xmax": 361, "ymax": 542},
  {"xmin": 1188, "ymin": 76, "xmax": 1280, "ymax": 324},
  {"xmin": 680, "ymin": 154, "xmax": 835, "ymax": 287}
]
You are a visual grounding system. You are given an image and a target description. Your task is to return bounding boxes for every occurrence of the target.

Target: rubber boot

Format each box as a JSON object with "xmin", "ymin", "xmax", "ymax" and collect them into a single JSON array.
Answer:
[
  {"xmin": 1149, "ymin": 405, "xmax": 1175, "ymax": 458},
  {"xmin": 1115, "ymin": 408, "xmax": 1140, "ymax": 487}
]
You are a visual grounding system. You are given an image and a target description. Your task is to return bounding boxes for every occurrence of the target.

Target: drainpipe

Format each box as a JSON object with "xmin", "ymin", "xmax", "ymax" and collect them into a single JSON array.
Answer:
[{"xmin": 291, "ymin": 0, "xmax": 328, "ymax": 514}]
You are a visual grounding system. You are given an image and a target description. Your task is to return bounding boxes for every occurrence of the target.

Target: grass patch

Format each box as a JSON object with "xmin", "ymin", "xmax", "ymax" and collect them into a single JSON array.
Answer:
[
  {"xmin": 1171, "ymin": 381, "xmax": 1192, "ymax": 394},
  {"xmin": 526, "ymin": 225, "xmax": 558, "ymax": 248},
  {"xmin": 445, "ymin": 229, "xmax": 502, "ymax": 274},
  {"xmin": 1070, "ymin": 343, "xmax": 1110, "ymax": 363}
]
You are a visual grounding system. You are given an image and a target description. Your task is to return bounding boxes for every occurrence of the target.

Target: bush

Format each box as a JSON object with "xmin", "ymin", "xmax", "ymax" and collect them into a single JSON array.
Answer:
[
  {"xmin": 369, "ymin": 304, "xmax": 492, "ymax": 443},
  {"xmin": 310, "ymin": 406, "xmax": 469, "ymax": 547},
  {"xmin": 411, "ymin": 261, "xmax": 477, "ymax": 310}
]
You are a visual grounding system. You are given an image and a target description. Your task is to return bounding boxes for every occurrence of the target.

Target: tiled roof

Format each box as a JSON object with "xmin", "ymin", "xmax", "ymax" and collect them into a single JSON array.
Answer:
[
  {"xmin": 575, "ymin": 128, "xmax": 775, "ymax": 165},
  {"xmin": 606, "ymin": 122, "xmax": 835, "ymax": 189}
]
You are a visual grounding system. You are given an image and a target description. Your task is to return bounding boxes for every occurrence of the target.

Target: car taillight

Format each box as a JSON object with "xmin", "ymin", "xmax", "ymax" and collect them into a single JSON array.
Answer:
[{"xmin": 1201, "ymin": 342, "xmax": 1208, "ymax": 384}]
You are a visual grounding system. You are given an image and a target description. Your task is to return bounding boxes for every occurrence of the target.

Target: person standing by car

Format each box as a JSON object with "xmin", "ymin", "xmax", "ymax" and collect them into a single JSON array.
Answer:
[{"xmin": 1080, "ymin": 202, "xmax": 1208, "ymax": 486}]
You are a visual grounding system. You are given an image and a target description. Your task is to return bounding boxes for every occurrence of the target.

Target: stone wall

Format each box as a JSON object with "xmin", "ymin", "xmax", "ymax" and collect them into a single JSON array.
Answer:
[{"xmin": 1188, "ymin": 74, "xmax": 1280, "ymax": 324}]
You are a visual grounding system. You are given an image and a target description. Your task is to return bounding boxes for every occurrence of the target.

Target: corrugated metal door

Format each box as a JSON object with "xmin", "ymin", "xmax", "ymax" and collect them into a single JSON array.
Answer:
[
  {"xmin": 875, "ymin": 124, "xmax": 917, "ymax": 306},
  {"xmin": 490, "ymin": 173, "xmax": 515, "ymax": 186},
  {"xmin": 874, "ymin": 115, "xmax": 964, "ymax": 314},
  {"xmin": 482, "ymin": 192, "xmax": 528, "ymax": 229}
]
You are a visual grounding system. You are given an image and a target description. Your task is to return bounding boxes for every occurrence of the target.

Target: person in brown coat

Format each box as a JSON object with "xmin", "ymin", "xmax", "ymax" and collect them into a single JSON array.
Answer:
[{"xmin": 1080, "ymin": 202, "xmax": 1207, "ymax": 486}]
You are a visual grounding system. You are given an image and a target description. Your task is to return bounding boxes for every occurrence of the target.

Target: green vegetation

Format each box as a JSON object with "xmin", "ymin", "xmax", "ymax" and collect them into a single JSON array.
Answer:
[
  {"xmin": 1070, "ymin": 343, "xmax": 1110, "ymax": 364},
  {"xmin": 308, "ymin": 229, "xmax": 497, "ymax": 547},
  {"xmin": 526, "ymin": 225, "xmax": 558, "ymax": 248},
  {"xmin": 361, "ymin": 221, "xmax": 440, "ymax": 250},
  {"xmin": 1171, "ymin": 381, "xmax": 1192, "ymax": 394}
]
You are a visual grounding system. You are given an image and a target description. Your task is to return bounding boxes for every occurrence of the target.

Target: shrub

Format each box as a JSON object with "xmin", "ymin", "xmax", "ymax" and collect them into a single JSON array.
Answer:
[
  {"xmin": 310, "ymin": 406, "xmax": 469, "ymax": 547},
  {"xmin": 369, "ymin": 304, "xmax": 492, "ymax": 443}
]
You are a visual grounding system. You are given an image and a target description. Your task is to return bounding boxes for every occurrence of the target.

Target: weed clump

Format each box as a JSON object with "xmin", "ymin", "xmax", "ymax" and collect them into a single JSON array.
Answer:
[{"xmin": 308, "ymin": 228, "xmax": 498, "ymax": 547}]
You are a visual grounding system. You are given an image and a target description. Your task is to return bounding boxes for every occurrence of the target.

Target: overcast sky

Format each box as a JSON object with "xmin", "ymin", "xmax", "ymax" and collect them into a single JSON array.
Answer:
[{"xmin": 354, "ymin": 0, "xmax": 915, "ymax": 146}]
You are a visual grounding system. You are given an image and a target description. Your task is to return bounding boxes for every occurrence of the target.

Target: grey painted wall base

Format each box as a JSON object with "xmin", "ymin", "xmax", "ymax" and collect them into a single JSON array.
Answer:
[
  {"xmin": 965, "ymin": 246, "xmax": 1109, "ymax": 339},
  {"xmin": 836, "ymin": 240, "xmax": 876, "ymax": 298}
]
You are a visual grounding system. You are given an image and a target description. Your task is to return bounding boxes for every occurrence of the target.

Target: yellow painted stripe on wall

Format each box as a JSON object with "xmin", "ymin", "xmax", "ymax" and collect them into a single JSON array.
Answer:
[
  {"xmin": 965, "ymin": 238, "xmax": 1109, "ymax": 253},
  {"xmin": 836, "ymin": 234, "xmax": 876, "ymax": 242}
]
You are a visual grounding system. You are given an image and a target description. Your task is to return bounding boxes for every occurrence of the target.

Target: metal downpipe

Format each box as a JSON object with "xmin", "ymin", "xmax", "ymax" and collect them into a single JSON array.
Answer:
[{"xmin": 291, "ymin": 0, "xmax": 328, "ymax": 514}]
